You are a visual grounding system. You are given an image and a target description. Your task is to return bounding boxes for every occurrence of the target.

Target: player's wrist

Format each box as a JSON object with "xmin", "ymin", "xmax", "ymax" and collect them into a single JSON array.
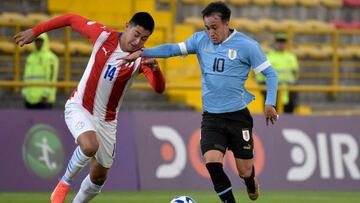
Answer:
[
  {"xmin": 139, "ymin": 49, "xmax": 144, "ymax": 57},
  {"xmin": 152, "ymin": 66, "xmax": 160, "ymax": 71}
]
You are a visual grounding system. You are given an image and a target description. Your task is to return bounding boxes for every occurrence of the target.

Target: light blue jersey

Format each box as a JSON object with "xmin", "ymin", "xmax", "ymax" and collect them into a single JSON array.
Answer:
[{"xmin": 142, "ymin": 29, "xmax": 278, "ymax": 113}]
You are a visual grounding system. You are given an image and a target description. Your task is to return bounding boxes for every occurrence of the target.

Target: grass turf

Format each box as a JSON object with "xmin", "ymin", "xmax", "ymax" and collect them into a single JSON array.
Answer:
[{"xmin": 0, "ymin": 191, "xmax": 359, "ymax": 203}]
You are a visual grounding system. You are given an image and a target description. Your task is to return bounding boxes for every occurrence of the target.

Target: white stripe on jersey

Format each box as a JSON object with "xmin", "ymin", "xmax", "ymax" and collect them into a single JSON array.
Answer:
[
  {"xmin": 178, "ymin": 42, "xmax": 188, "ymax": 56},
  {"xmin": 254, "ymin": 60, "xmax": 271, "ymax": 74},
  {"xmin": 72, "ymin": 31, "xmax": 110, "ymax": 102}
]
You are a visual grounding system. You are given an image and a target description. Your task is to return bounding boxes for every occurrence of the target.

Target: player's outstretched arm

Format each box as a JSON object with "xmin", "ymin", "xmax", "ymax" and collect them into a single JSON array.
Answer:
[
  {"xmin": 120, "ymin": 43, "xmax": 183, "ymax": 61},
  {"xmin": 14, "ymin": 14, "xmax": 106, "ymax": 46},
  {"xmin": 14, "ymin": 29, "xmax": 37, "ymax": 47}
]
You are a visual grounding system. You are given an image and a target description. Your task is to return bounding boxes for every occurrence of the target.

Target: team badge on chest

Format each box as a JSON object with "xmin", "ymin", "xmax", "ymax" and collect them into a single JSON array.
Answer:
[
  {"xmin": 242, "ymin": 129, "xmax": 250, "ymax": 142},
  {"xmin": 228, "ymin": 49, "xmax": 237, "ymax": 60}
]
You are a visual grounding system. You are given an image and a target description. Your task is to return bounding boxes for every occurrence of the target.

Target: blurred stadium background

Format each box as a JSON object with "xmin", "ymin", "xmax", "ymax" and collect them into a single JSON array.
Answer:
[{"xmin": 0, "ymin": 0, "xmax": 359, "ymax": 203}]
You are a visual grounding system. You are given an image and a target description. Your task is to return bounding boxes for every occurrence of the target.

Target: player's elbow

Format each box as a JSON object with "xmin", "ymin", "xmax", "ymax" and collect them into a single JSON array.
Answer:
[
  {"xmin": 63, "ymin": 13, "xmax": 84, "ymax": 23},
  {"xmin": 154, "ymin": 74, "xmax": 165, "ymax": 94},
  {"xmin": 155, "ymin": 83, "xmax": 165, "ymax": 94},
  {"xmin": 263, "ymin": 67, "xmax": 278, "ymax": 79},
  {"xmin": 65, "ymin": 13, "xmax": 82, "ymax": 18}
]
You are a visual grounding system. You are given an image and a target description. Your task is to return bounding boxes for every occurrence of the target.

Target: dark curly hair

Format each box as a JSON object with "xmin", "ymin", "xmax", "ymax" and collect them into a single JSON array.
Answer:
[{"xmin": 201, "ymin": 1, "xmax": 231, "ymax": 22}]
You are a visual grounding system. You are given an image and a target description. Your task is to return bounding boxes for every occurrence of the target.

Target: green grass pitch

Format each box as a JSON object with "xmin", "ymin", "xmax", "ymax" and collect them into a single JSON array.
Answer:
[{"xmin": 0, "ymin": 191, "xmax": 359, "ymax": 203}]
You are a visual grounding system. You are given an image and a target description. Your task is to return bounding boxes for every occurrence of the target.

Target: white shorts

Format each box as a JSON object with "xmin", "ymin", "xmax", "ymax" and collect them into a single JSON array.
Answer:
[{"xmin": 64, "ymin": 100, "xmax": 117, "ymax": 168}]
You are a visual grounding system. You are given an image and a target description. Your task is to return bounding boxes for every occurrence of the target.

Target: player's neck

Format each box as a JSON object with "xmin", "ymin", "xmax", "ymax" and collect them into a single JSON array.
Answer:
[
  {"xmin": 218, "ymin": 29, "xmax": 232, "ymax": 44},
  {"xmin": 227, "ymin": 29, "xmax": 233, "ymax": 38}
]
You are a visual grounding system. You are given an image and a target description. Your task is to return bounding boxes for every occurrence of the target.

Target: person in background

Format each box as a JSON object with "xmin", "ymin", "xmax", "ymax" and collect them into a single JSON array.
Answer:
[
  {"xmin": 22, "ymin": 33, "xmax": 59, "ymax": 109},
  {"xmin": 256, "ymin": 33, "xmax": 299, "ymax": 113}
]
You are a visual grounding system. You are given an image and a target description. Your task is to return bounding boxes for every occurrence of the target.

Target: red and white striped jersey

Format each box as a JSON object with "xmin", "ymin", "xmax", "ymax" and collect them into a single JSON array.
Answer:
[{"xmin": 32, "ymin": 14, "xmax": 165, "ymax": 121}]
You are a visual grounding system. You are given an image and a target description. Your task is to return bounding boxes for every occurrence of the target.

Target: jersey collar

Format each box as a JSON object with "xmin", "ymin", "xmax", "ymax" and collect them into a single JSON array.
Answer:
[{"xmin": 222, "ymin": 29, "xmax": 237, "ymax": 44}]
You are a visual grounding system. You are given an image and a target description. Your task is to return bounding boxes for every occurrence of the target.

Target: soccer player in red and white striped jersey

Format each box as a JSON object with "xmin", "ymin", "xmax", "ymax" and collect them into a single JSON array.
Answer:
[{"xmin": 14, "ymin": 12, "xmax": 165, "ymax": 203}]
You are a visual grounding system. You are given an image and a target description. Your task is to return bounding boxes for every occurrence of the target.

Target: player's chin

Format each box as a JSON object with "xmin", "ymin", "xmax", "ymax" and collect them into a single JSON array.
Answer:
[
  {"xmin": 128, "ymin": 45, "xmax": 140, "ymax": 52},
  {"xmin": 211, "ymin": 39, "xmax": 220, "ymax": 44}
]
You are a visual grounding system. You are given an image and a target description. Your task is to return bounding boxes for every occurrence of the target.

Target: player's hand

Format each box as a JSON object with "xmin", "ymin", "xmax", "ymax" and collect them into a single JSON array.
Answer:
[
  {"xmin": 264, "ymin": 105, "xmax": 279, "ymax": 126},
  {"xmin": 142, "ymin": 58, "xmax": 160, "ymax": 71},
  {"xmin": 13, "ymin": 29, "xmax": 36, "ymax": 47},
  {"xmin": 117, "ymin": 49, "xmax": 142, "ymax": 61}
]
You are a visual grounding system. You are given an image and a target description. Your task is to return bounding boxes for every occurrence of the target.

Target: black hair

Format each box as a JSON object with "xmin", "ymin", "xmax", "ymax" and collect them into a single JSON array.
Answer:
[
  {"xmin": 129, "ymin": 12, "xmax": 155, "ymax": 33},
  {"xmin": 201, "ymin": 1, "xmax": 231, "ymax": 22}
]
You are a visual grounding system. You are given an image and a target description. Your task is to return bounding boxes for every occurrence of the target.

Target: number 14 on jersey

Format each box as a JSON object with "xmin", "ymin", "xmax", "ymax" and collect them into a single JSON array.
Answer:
[{"xmin": 104, "ymin": 65, "xmax": 116, "ymax": 81}]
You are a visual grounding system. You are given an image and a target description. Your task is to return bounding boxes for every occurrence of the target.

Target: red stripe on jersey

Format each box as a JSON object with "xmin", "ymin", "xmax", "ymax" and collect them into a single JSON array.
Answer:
[
  {"xmin": 82, "ymin": 32, "xmax": 119, "ymax": 114},
  {"xmin": 104, "ymin": 65, "xmax": 135, "ymax": 121}
]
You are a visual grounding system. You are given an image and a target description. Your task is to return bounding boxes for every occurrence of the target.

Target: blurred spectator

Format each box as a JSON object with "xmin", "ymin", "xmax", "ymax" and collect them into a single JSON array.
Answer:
[
  {"xmin": 256, "ymin": 33, "xmax": 299, "ymax": 113},
  {"xmin": 22, "ymin": 33, "xmax": 59, "ymax": 109}
]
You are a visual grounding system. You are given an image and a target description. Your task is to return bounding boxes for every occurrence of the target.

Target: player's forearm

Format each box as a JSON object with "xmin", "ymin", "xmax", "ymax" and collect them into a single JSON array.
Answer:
[
  {"xmin": 262, "ymin": 66, "xmax": 278, "ymax": 106},
  {"xmin": 32, "ymin": 14, "xmax": 93, "ymax": 39},
  {"xmin": 32, "ymin": 14, "xmax": 76, "ymax": 36},
  {"xmin": 150, "ymin": 70, "xmax": 165, "ymax": 93},
  {"xmin": 142, "ymin": 44, "xmax": 182, "ymax": 58}
]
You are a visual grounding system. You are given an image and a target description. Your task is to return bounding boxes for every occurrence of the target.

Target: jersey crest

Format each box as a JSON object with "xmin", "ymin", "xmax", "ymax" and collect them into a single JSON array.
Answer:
[
  {"xmin": 228, "ymin": 49, "xmax": 237, "ymax": 60},
  {"xmin": 242, "ymin": 129, "xmax": 250, "ymax": 142}
]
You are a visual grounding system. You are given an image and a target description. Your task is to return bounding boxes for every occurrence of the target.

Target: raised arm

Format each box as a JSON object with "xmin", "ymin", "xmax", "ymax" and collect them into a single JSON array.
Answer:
[{"xmin": 14, "ymin": 14, "xmax": 110, "ymax": 46}]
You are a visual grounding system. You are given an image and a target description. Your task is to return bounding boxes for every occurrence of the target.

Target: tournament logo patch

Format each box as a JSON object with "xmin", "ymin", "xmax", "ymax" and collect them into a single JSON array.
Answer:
[
  {"xmin": 228, "ymin": 49, "xmax": 237, "ymax": 60},
  {"xmin": 22, "ymin": 124, "xmax": 64, "ymax": 179},
  {"xmin": 242, "ymin": 129, "xmax": 250, "ymax": 142}
]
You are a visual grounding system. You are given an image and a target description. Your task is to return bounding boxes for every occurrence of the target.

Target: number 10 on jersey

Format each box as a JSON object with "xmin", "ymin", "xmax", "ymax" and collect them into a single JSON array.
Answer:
[{"xmin": 213, "ymin": 57, "xmax": 225, "ymax": 72}]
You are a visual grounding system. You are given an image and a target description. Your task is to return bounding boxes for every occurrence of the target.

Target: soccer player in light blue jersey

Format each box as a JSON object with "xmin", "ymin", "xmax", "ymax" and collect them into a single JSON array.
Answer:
[{"xmin": 122, "ymin": 1, "xmax": 278, "ymax": 202}]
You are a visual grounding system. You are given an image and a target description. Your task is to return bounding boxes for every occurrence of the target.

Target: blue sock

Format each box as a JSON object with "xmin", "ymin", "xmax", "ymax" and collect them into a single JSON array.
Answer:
[{"xmin": 62, "ymin": 146, "xmax": 91, "ymax": 185}]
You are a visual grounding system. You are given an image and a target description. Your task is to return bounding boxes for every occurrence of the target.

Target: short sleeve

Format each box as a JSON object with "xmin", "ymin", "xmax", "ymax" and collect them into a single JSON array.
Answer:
[
  {"xmin": 247, "ymin": 42, "xmax": 271, "ymax": 74},
  {"xmin": 177, "ymin": 32, "xmax": 200, "ymax": 56}
]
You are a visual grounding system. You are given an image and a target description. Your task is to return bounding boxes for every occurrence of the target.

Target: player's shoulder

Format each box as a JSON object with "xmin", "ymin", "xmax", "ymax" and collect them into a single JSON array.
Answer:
[
  {"xmin": 233, "ymin": 31, "xmax": 260, "ymax": 47},
  {"xmin": 85, "ymin": 19, "xmax": 116, "ymax": 34},
  {"xmin": 191, "ymin": 30, "xmax": 208, "ymax": 40}
]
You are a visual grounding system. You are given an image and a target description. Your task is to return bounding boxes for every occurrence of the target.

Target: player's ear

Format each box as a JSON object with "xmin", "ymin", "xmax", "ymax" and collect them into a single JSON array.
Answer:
[{"xmin": 124, "ymin": 23, "xmax": 130, "ymax": 31}]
